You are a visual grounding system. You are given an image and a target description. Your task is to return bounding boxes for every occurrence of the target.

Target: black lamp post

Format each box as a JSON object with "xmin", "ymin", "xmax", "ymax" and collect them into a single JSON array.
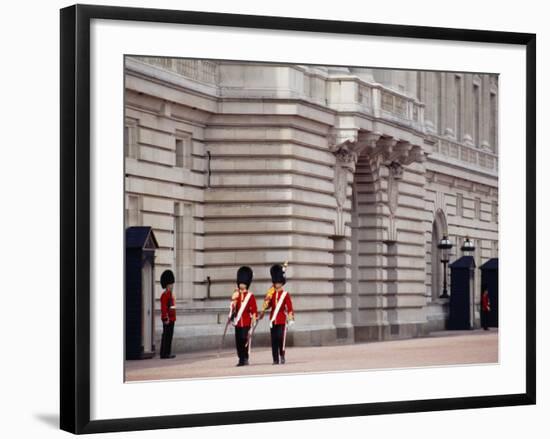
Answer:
[
  {"xmin": 461, "ymin": 236, "xmax": 475, "ymax": 256},
  {"xmin": 438, "ymin": 235, "xmax": 453, "ymax": 298}
]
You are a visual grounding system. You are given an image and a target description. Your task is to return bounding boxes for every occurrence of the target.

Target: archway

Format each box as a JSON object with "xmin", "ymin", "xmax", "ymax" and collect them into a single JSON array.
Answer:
[{"xmin": 350, "ymin": 151, "xmax": 386, "ymax": 339}]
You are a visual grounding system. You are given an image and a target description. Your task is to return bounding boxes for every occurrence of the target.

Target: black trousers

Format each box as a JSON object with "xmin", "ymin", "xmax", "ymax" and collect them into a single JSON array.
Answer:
[
  {"xmin": 160, "ymin": 321, "xmax": 174, "ymax": 358},
  {"xmin": 481, "ymin": 311, "xmax": 490, "ymax": 330},
  {"xmin": 235, "ymin": 326, "xmax": 250, "ymax": 364},
  {"xmin": 270, "ymin": 324, "xmax": 286, "ymax": 362}
]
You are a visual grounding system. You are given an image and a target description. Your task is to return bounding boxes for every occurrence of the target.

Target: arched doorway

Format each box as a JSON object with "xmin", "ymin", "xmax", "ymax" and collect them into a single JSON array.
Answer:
[{"xmin": 350, "ymin": 151, "xmax": 386, "ymax": 339}]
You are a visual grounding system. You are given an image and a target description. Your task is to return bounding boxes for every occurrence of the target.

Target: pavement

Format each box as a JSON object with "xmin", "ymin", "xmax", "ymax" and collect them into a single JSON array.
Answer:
[{"xmin": 125, "ymin": 329, "xmax": 498, "ymax": 382}]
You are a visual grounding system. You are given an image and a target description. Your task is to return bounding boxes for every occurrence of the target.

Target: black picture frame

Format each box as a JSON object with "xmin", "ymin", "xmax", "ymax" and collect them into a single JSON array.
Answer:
[{"xmin": 60, "ymin": 4, "xmax": 536, "ymax": 434}]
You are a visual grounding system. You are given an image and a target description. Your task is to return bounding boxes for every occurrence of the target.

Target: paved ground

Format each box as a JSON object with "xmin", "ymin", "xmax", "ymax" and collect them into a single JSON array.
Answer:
[{"xmin": 125, "ymin": 329, "xmax": 498, "ymax": 382}]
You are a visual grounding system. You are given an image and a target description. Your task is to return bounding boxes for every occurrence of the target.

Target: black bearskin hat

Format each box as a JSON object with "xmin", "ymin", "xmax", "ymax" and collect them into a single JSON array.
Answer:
[
  {"xmin": 160, "ymin": 269, "xmax": 175, "ymax": 289},
  {"xmin": 236, "ymin": 266, "xmax": 253, "ymax": 288},
  {"xmin": 270, "ymin": 264, "xmax": 286, "ymax": 285}
]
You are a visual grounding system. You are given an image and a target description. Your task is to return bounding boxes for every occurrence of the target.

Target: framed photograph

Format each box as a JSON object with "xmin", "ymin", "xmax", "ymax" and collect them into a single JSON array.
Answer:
[{"xmin": 60, "ymin": 4, "xmax": 536, "ymax": 434}]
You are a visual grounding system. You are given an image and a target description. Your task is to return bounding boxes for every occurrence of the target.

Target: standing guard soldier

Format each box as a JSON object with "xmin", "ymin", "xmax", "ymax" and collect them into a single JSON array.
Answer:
[
  {"xmin": 260, "ymin": 263, "xmax": 294, "ymax": 365},
  {"xmin": 159, "ymin": 269, "xmax": 176, "ymax": 359},
  {"xmin": 481, "ymin": 285, "xmax": 491, "ymax": 330},
  {"xmin": 229, "ymin": 266, "xmax": 258, "ymax": 366}
]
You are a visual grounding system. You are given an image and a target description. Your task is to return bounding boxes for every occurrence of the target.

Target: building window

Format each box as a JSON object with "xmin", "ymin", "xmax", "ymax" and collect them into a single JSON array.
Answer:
[
  {"xmin": 124, "ymin": 120, "xmax": 138, "ymax": 159},
  {"xmin": 176, "ymin": 133, "xmax": 192, "ymax": 169},
  {"xmin": 456, "ymin": 193, "xmax": 463, "ymax": 217},
  {"xmin": 475, "ymin": 197, "xmax": 481, "ymax": 220},
  {"xmin": 174, "ymin": 202, "xmax": 195, "ymax": 301},
  {"xmin": 492, "ymin": 200, "xmax": 498, "ymax": 223}
]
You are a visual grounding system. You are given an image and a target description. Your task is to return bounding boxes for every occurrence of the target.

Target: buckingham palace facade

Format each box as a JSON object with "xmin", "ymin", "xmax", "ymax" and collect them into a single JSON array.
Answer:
[{"xmin": 124, "ymin": 57, "xmax": 499, "ymax": 352}]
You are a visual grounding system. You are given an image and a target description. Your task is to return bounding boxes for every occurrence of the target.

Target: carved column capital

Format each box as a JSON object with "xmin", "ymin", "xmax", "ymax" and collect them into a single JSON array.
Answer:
[
  {"xmin": 400, "ymin": 144, "xmax": 427, "ymax": 165},
  {"xmin": 375, "ymin": 139, "xmax": 428, "ymax": 167},
  {"xmin": 333, "ymin": 145, "xmax": 358, "ymax": 168},
  {"xmin": 329, "ymin": 129, "xmax": 383, "ymax": 170},
  {"xmin": 376, "ymin": 136, "xmax": 399, "ymax": 153},
  {"xmin": 386, "ymin": 161, "xmax": 404, "ymax": 180},
  {"xmin": 363, "ymin": 136, "xmax": 397, "ymax": 170}
]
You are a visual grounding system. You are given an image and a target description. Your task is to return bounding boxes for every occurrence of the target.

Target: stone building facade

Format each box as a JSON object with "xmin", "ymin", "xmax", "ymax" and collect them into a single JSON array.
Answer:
[{"xmin": 124, "ymin": 57, "xmax": 499, "ymax": 352}]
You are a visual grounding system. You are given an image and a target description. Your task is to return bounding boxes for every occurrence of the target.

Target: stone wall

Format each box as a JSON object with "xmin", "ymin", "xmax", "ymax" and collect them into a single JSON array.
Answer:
[{"xmin": 124, "ymin": 57, "xmax": 499, "ymax": 352}]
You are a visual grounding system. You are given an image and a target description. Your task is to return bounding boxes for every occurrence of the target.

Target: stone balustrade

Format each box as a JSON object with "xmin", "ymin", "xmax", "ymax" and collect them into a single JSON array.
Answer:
[
  {"xmin": 375, "ymin": 87, "xmax": 424, "ymax": 130},
  {"xmin": 431, "ymin": 135, "xmax": 498, "ymax": 174},
  {"xmin": 134, "ymin": 56, "xmax": 219, "ymax": 85}
]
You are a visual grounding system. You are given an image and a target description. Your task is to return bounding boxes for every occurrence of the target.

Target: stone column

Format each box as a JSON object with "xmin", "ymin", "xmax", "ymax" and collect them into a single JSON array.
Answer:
[
  {"xmin": 405, "ymin": 70, "xmax": 418, "ymax": 99},
  {"xmin": 423, "ymin": 72, "xmax": 437, "ymax": 134},
  {"xmin": 329, "ymin": 131, "xmax": 379, "ymax": 344},
  {"xmin": 462, "ymin": 74, "xmax": 474, "ymax": 146},
  {"xmin": 332, "ymin": 152, "xmax": 354, "ymax": 342},
  {"xmin": 480, "ymin": 75, "xmax": 491, "ymax": 151},
  {"xmin": 333, "ymin": 147, "xmax": 357, "ymax": 237},
  {"xmin": 441, "ymin": 73, "xmax": 453, "ymax": 138},
  {"xmin": 383, "ymin": 147, "xmax": 429, "ymax": 339},
  {"xmin": 385, "ymin": 161, "xmax": 403, "ymax": 244}
]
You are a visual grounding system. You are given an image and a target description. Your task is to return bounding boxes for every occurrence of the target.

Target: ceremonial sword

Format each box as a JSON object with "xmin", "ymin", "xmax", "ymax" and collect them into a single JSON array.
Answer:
[
  {"xmin": 282, "ymin": 318, "xmax": 294, "ymax": 356},
  {"xmin": 245, "ymin": 318, "xmax": 259, "ymax": 356},
  {"xmin": 217, "ymin": 314, "xmax": 233, "ymax": 357}
]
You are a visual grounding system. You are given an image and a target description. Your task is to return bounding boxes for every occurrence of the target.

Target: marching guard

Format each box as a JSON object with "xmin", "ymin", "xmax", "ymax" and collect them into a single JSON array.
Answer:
[
  {"xmin": 229, "ymin": 266, "xmax": 258, "ymax": 366},
  {"xmin": 260, "ymin": 263, "xmax": 294, "ymax": 365}
]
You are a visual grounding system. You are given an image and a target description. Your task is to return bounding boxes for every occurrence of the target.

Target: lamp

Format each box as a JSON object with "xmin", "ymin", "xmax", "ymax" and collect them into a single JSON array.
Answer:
[
  {"xmin": 461, "ymin": 236, "xmax": 475, "ymax": 256},
  {"xmin": 438, "ymin": 235, "xmax": 453, "ymax": 298}
]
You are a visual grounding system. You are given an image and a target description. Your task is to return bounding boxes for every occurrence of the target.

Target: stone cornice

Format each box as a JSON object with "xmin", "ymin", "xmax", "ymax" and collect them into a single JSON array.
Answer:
[
  {"xmin": 426, "ymin": 153, "xmax": 498, "ymax": 183},
  {"xmin": 425, "ymin": 169, "xmax": 498, "ymax": 196}
]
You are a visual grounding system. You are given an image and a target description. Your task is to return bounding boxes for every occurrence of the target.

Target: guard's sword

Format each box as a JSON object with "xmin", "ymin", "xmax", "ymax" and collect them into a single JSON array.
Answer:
[
  {"xmin": 282, "ymin": 321, "xmax": 288, "ymax": 356},
  {"xmin": 245, "ymin": 318, "xmax": 259, "ymax": 356},
  {"xmin": 218, "ymin": 289, "xmax": 239, "ymax": 357},
  {"xmin": 282, "ymin": 318, "xmax": 295, "ymax": 356},
  {"xmin": 217, "ymin": 315, "xmax": 233, "ymax": 357}
]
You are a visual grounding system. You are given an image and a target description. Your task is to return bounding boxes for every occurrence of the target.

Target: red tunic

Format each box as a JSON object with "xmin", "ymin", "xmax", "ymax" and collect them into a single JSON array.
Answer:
[
  {"xmin": 481, "ymin": 293, "xmax": 491, "ymax": 312},
  {"xmin": 160, "ymin": 290, "xmax": 176, "ymax": 322},
  {"xmin": 231, "ymin": 291, "xmax": 258, "ymax": 328},
  {"xmin": 264, "ymin": 289, "xmax": 293, "ymax": 326}
]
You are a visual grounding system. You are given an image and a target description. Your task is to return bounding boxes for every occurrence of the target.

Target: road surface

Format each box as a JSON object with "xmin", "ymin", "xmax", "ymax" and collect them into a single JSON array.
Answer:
[{"xmin": 125, "ymin": 329, "xmax": 498, "ymax": 382}]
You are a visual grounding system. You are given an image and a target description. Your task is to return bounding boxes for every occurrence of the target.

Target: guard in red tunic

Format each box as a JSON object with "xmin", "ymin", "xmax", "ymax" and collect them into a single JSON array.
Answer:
[
  {"xmin": 230, "ymin": 266, "xmax": 258, "ymax": 366},
  {"xmin": 159, "ymin": 269, "xmax": 176, "ymax": 359},
  {"xmin": 260, "ymin": 264, "xmax": 294, "ymax": 365},
  {"xmin": 481, "ymin": 285, "xmax": 491, "ymax": 330}
]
